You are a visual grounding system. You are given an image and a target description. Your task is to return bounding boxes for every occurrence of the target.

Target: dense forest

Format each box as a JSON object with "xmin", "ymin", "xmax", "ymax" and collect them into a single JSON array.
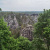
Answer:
[{"xmin": 0, "ymin": 9, "xmax": 50, "ymax": 50}]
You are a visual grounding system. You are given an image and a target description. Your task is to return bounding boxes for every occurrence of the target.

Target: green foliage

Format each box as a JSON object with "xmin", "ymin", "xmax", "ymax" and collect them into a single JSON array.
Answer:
[
  {"xmin": 0, "ymin": 19, "xmax": 32, "ymax": 50},
  {"xmin": 34, "ymin": 9, "xmax": 50, "ymax": 50},
  {"xmin": 31, "ymin": 38, "xmax": 45, "ymax": 50},
  {"xmin": 0, "ymin": 18, "xmax": 17, "ymax": 50},
  {"xmin": 0, "ymin": 8, "xmax": 2, "ymax": 11},
  {"xmin": 34, "ymin": 9, "xmax": 50, "ymax": 38},
  {"xmin": 43, "ymin": 26, "xmax": 50, "ymax": 38},
  {"xmin": 16, "ymin": 36, "xmax": 32, "ymax": 50},
  {"xmin": 0, "ymin": 9, "xmax": 50, "ymax": 50},
  {"xmin": 43, "ymin": 26, "xmax": 50, "ymax": 50}
]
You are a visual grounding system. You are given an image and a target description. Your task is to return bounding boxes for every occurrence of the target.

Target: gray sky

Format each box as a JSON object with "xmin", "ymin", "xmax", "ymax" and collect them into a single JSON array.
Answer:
[{"xmin": 0, "ymin": 0, "xmax": 50, "ymax": 11}]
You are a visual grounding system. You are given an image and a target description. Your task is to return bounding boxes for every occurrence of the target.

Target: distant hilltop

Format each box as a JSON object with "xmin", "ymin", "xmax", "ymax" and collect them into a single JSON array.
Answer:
[{"xmin": 0, "ymin": 11, "xmax": 43, "ymax": 14}]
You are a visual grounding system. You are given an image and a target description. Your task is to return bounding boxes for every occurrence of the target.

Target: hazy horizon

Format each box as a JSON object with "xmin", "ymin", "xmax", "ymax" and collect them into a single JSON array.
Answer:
[{"xmin": 0, "ymin": 0, "xmax": 50, "ymax": 11}]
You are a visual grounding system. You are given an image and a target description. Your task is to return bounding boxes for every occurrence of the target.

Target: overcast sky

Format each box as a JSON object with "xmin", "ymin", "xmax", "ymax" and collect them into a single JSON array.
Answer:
[{"xmin": 0, "ymin": 0, "xmax": 50, "ymax": 11}]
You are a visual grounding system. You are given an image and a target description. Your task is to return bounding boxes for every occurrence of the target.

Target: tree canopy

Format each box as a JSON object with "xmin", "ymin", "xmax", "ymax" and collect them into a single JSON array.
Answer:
[
  {"xmin": 34, "ymin": 9, "xmax": 50, "ymax": 50},
  {"xmin": 0, "ymin": 8, "xmax": 2, "ymax": 11}
]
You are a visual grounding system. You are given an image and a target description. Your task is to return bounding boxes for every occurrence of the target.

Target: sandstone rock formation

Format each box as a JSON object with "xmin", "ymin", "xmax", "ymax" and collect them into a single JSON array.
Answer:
[{"xmin": 20, "ymin": 24, "xmax": 33, "ymax": 41}]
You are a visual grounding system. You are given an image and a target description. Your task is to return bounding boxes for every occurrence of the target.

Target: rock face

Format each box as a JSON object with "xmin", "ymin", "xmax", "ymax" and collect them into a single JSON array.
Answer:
[
  {"xmin": 20, "ymin": 14, "xmax": 39, "ymax": 25},
  {"xmin": 3, "ymin": 13, "xmax": 38, "ymax": 30},
  {"xmin": 20, "ymin": 14, "xmax": 39, "ymax": 40},
  {"xmin": 4, "ymin": 15, "xmax": 19, "ymax": 29},
  {"xmin": 20, "ymin": 24, "xmax": 33, "ymax": 41},
  {"xmin": 1, "ymin": 12, "xmax": 39, "ymax": 40},
  {"xmin": 4, "ymin": 13, "xmax": 38, "ymax": 40},
  {"xmin": 30, "ymin": 14, "xmax": 39, "ymax": 23}
]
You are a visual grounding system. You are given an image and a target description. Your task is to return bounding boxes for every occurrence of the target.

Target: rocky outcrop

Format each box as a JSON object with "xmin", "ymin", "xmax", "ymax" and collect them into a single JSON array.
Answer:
[
  {"xmin": 3, "ymin": 12, "xmax": 39, "ymax": 30},
  {"xmin": 0, "ymin": 12, "xmax": 39, "ymax": 39},
  {"xmin": 4, "ymin": 15, "xmax": 19, "ymax": 29},
  {"xmin": 20, "ymin": 24, "xmax": 33, "ymax": 41},
  {"xmin": 20, "ymin": 14, "xmax": 39, "ymax": 25}
]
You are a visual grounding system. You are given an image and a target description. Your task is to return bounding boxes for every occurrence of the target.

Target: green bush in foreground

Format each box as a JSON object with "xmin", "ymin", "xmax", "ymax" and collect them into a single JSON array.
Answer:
[
  {"xmin": 34, "ymin": 9, "xmax": 50, "ymax": 50},
  {"xmin": 0, "ymin": 18, "xmax": 32, "ymax": 50}
]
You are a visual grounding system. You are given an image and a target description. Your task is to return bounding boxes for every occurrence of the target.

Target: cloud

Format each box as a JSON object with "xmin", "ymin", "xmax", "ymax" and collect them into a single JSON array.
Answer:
[{"xmin": 0, "ymin": 0, "xmax": 50, "ymax": 11}]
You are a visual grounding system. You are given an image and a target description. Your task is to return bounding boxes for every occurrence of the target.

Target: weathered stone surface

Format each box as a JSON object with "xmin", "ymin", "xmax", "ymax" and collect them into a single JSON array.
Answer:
[
  {"xmin": 4, "ymin": 15, "xmax": 19, "ymax": 29},
  {"xmin": 2, "ymin": 13, "xmax": 39, "ymax": 40},
  {"xmin": 20, "ymin": 24, "xmax": 33, "ymax": 41}
]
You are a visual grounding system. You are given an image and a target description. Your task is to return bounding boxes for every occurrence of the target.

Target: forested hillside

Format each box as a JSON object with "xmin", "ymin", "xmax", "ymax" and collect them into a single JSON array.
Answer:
[
  {"xmin": 0, "ymin": 9, "xmax": 50, "ymax": 50},
  {"xmin": 0, "ymin": 11, "xmax": 39, "ymax": 39}
]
